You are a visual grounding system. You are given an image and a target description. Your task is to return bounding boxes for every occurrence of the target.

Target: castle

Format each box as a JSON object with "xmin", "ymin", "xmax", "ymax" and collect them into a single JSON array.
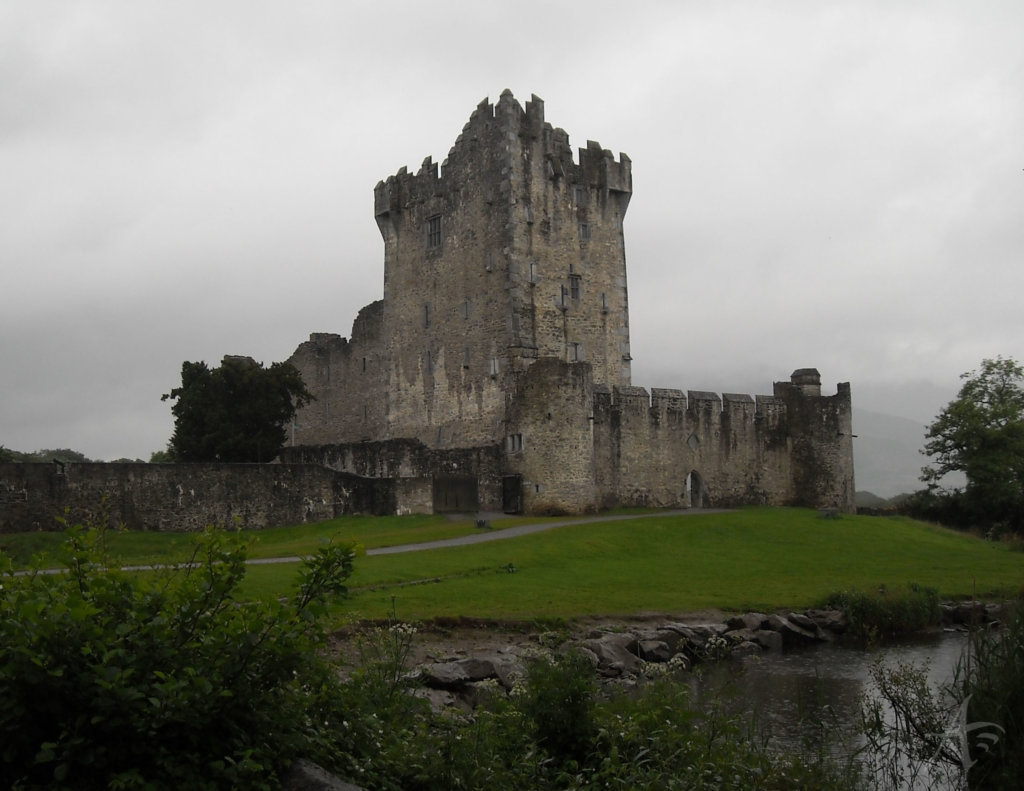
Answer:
[{"xmin": 282, "ymin": 91, "xmax": 855, "ymax": 516}]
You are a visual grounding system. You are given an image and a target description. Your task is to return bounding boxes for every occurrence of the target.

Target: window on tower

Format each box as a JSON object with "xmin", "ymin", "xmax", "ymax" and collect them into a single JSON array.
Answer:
[{"xmin": 426, "ymin": 215, "xmax": 442, "ymax": 248}]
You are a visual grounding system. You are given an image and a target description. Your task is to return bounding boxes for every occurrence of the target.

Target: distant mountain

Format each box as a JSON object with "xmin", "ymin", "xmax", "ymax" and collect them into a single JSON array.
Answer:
[
  {"xmin": 855, "ymin": 490, "xmax": 893, "ymax": 508},
  {"xmin": 851, "ymin": 409, "xmax": 931, "ymax": 499}
]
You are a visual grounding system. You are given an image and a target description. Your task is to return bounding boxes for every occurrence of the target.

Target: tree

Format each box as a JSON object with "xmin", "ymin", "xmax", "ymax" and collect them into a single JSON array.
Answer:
[
  {"xmin": 921, "ymin": 356, "xmax": 1024, "ymax": 531},
  {"xmin": 162, "ymin": 356, "xmax": 313, "ymax": 463}
]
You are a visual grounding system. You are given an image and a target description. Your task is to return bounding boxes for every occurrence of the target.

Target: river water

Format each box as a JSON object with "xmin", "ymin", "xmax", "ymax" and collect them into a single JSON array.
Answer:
[{"xmin": 689, "ymin": 630, "xmax": 972, "ymax": 789}]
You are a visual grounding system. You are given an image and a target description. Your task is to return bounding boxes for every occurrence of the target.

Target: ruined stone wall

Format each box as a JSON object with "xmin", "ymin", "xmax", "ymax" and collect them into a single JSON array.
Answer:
[
  {"xmin": 288, "ymin": 301, "xmax": 386, "ymax": 446},
  {"xmin": 279, "ymin": 439, "xmax": 505, "ymax": 513},
  {"xmin": 0, "ymin": 463, "xmax": 394, "ymax": 534}
]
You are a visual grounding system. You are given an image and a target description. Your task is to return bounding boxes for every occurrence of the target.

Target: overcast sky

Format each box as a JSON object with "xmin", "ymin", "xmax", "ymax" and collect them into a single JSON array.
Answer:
[{"xmin": 2, "ymin": 0, "xmax": 1022, "ymax": 468}]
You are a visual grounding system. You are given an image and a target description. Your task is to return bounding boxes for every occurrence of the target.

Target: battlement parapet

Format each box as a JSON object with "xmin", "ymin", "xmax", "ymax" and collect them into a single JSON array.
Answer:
[
  {"xmin": 373, "ymin": 91, "xmax": 631, "ymax": 226},
  {"xmin": 722, "ymin": 393, "xmax": 755, "ymax": 404},
  {"xmin": 650, "ymin": 388, "xmax": 686, "ymax": 410},
  {"xmin": 688, "ymin": 391, "xmax": 722, "ymax": 410},
  {"xmin": 599, "ymin": 385, "xmax": 803, "ymax": 416}
]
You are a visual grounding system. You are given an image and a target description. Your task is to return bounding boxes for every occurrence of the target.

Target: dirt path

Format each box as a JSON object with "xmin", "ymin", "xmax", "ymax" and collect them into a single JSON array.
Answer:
[{"xmin": 248, "ymin": 507, "xmax": 731, "ymax": 566}]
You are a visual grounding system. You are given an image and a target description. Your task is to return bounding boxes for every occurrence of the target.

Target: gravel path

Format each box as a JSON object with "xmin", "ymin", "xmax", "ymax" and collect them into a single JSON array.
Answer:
[
  {"xmin": 18, "ymin": 509, "xmax": 731, "ymax": 575},
  {"xmin": 246, "ymin": 507, "xmax": 731, "ymax": 565}
]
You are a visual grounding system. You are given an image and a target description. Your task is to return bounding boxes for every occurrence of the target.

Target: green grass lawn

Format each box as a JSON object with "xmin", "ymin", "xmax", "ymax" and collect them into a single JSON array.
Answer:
[
  {"xmin": 241, "ymin": 508, "xmax": 1024, "ymax": 621},
  {"xmin": 0, "ymin": 512, "xmax": 573, "ymax": 567},
  {"xmin": 6, "ymin": 508, "xmax": 1023, "ymax": 622}
]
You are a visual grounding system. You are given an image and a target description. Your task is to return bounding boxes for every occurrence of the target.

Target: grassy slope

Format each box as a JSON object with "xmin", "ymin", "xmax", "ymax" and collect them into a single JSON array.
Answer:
[
  {"xmin": 5, "ymin": 508, "xmax": 1021, "ymax": 621},
  {"xmin": 242, "ymin": 508, "xmax": 1024, "ymax": 621},
  {"xmin": 0, "ymin": 513, "xmax": 566, "ymax": 567}
]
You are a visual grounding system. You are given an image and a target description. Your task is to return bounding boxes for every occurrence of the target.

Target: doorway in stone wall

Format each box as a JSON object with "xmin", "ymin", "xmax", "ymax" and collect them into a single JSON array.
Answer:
[
  {"xmin": 685, "ymin": 471, "xmax": 709, "ymax": 508},
  {"xmin": 501, "ymin": 474, "xmax": 523, "ymax": 514},
  {"xmin": 432, "ymin": 474, "xmax": 479, "ymax": 513}
]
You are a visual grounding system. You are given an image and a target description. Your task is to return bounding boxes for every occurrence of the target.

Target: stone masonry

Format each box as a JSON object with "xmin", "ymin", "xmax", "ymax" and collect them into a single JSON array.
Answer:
[{"xmin": 286, "ymin": 91, "xmax": 856, "ymax": 516}]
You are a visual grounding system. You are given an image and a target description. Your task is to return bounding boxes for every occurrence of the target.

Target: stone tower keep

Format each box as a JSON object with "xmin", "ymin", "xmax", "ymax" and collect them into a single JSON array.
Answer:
[{"xmin": 371, "ymin": 90, "xmax": 632, "ymax": 447}]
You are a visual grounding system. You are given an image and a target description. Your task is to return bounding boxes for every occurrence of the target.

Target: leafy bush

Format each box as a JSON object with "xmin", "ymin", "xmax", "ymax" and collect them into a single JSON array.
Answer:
[
  {"xmin": 516, "ymin": 649, "xmax": 597, "ymax": 763},
  {"xmin": 860, "ymin": 606, "xmax": 1024, "ymax": 790},
  {"xmin": 823, "ymin": 583, "xmax": 941, "ymax": 642},
  {"xmin": 861, "ymin": 657, "xmax": 966, "ymax": 790},
  {"xmin": 0, "ymin": 518, "xmax": 354, "ymax": 790},
  {"xmin": 326, "ymin": 633, "xmax": 860, "ymax": 790}
]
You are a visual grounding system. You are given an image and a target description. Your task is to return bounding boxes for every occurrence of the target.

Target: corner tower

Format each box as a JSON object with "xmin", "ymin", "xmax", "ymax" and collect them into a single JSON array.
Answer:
[{"xmin": 373, "ymin": 90, "xmax": 633, "ymax": 447}]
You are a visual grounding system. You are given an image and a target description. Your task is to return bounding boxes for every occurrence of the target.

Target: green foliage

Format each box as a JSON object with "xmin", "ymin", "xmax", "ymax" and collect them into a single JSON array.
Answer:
[
  {"xmin": 0, "ymin": 447, "xmax": 93, "ymax": 463},
  {"xmin": 517, "ymin": 650, "xmax": 598, "ymax": 762},
  {"xmin": 327, "ymin": 636, "xmax": 859, "ymax": 790},
  {"xmin": 162, "ymin": 356, "xmax": 313, "ymax": 462},
  {"xmin": 955, "ymin": 605, "xmax": 1024, "ymax": 789},
  {"xmin": 0, "ymin": 518, "xmax": 354, "ymax": 790},
  {"xmin": 920, "ymin": 356, "xmax": 1024, "ymax": 531},
  {"xmin": 860, "ymin": 657, "xmax": 966, "ymax": 790},
  {"xmin": 823, "ymin": 583, "xmax": 941, "ymax": 642},
  {"xmin": 860, "ymin": 606, "xmax": 1024, "ymax": 790}
]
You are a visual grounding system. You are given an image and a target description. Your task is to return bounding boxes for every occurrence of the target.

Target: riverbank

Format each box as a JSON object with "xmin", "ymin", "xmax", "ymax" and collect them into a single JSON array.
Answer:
[{"xmin": 330, "ymin": 600, "xmax": 1009, "ymax": 710}]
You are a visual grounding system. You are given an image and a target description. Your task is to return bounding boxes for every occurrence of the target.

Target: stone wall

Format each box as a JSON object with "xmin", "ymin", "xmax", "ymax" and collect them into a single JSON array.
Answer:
[
  {"xmin": 504, "ymin": 357, "xmax": 598, "ymax": 514},
  {"xmin": 279, "ymin": 439, "xmax": 506, "ymax": 513},
  {"xmin": 287, "ymin": 300, "xmax": 387, "ymax": 446},
  {"xmin": 0, "ymin": 462, "xmax": 394, "ymax": 534},
  {"xmin": 500, "ymin": 361, "xmax": 854, "ymax": 513}
]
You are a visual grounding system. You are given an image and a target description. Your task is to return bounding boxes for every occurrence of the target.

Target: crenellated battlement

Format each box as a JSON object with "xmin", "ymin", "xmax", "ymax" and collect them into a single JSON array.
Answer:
[
  {"xmin": 373, "ymin": 91, "xmax": 631, "ymax": 231},
  {"xmin": 598, "ymin": 373, "xmax": 845, "ymax": 417}
]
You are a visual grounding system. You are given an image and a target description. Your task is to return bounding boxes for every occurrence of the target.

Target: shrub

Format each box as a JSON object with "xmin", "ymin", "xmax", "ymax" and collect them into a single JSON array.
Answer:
[
  {"xmin": 0, "ymin": 518, "xmax": 354, "ymax": 790},
  {"xmin": 517, "ymin": 649, "xmax": 598, "ymax": 763},
  {"xmin": 327, "ymin": 637, "xmax": 860, "ymax": 790},
  {"xmin": 823, "ymin": 583, "xmax": 941, "ymax": 642},
  {"xmin": 859, "ymin": 604, "xmax": 1024, "ymax": 790}
]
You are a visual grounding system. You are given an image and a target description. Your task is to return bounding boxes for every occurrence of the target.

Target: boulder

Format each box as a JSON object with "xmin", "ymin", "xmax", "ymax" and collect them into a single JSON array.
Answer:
[
  {"xmin": 582, "ymin": 632, "xmax": 642, "ymax": 676},
  {"xmin": 751, "ymin": 629, "xmax": 784, "ymax": 652},
  {"xmin": 942, "ymin": 601, "xmax": 988, "ymax": 626},
  {"xmin": 730, "ymin": 640, "xmax": 762, "ymax": 658},
  {"xmin": 646, "ymin": 627, "xmax": 688, "ymax": 653},
  {"xmin": 803, "ymin": 608, "xmax": 847, "ymax": 635},
  {"xmin": 726, "ymin": 612, "xmax": 768, "ymax": 631},
  {"xmin": 420, "ymin": 657, "xmax": 498, "ymax": 689},
  {"xmin": 786, "ymin": 612, "xmax": 822, "ymax": 635},
  {"xmin": 726, "ymin": 627, "xmax": 757, "ymax": 644},
  {"xmin": 766, "ymin": 613, "xmax": 821, "ymax": 646},
  {"xmin": 629, "ymin": 638, "xmax": 673, "ymax": 663}
]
